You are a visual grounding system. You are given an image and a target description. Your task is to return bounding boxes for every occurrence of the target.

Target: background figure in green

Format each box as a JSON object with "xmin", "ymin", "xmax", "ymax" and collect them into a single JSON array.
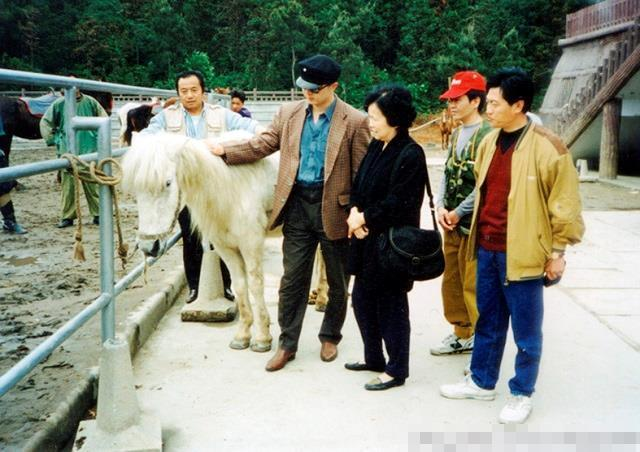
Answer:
[{"xmin": 40, "ymin": 87, "xmax": 108, "ymax": 228}]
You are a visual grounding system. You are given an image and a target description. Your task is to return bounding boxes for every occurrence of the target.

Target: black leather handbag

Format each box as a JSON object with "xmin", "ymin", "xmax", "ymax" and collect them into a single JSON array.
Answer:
[{"xmin": 377, "ymin": 168, "xmax": 445, "ymax": 281}]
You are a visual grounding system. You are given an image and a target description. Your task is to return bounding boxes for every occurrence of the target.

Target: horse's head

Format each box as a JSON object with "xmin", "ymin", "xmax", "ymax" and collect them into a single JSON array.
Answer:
[{"xmin": 121, "ymin": 132, "xmax": 187, "ymax": 257}]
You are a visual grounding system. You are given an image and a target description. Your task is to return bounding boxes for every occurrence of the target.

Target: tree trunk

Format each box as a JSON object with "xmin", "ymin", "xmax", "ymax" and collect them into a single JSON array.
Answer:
[
  {"xmin": 599, "ymin": 97, "xmax": 622, "ymax": 179},
  {"xmin": 291, "ymin": 46, "xmax": 296, "ymax": 88}
]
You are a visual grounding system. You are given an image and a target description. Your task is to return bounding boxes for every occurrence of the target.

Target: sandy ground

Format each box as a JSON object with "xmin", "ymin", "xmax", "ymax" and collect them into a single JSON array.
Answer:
[
  {"xmin": 1, "ymin": 130, "xmax": 640, "ymax": 450},
  {"xmin": 0, "ymin": 139, "xmax": 183, "ymax": 450}
]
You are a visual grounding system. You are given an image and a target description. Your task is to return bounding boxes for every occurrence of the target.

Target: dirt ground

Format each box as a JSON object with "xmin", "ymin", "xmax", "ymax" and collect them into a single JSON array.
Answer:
[
  {"xmin": 0, "ymin": 139, "xmax": 183, "ymax": 450},
  {"xmin": 1, "ymin": 130, "xmax": 639, "ymax": 450}
]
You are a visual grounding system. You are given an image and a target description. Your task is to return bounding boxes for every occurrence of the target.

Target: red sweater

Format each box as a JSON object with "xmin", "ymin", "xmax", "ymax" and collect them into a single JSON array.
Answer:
[{"xmin": 478, "ymin": 141, "xmax": 515, "ymax": 251}]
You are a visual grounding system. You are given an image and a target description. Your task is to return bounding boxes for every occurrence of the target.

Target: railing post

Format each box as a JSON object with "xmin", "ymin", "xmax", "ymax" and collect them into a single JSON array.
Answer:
[
  {"xmin": 72, "ymin": 116, "xmax": 115, "ymax": 342},
  {"xmin": 97, "ymin": 118, "xmax": 115, "ymax": 343},
  {"xmin": 64, "ymin": 87, "xmax": 77, "ymax": 154}
]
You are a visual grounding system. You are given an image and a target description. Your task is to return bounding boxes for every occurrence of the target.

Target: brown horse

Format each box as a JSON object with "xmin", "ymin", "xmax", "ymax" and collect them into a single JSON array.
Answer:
[
  {"xmin": 0, "ymin": 90, "xmax": 112, "ymax": 163},
  {"xmin": 439, "ymin": 107, "xmax": 456, "ymax": 151},
  {"xmin": 119, "ymin": 97, "xmax": 178, "ymax": 146}
]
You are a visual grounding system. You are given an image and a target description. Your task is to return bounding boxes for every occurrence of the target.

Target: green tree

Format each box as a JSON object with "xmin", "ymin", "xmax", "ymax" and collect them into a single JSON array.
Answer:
[
  {"xmin": 73, "ymin": 0, "xmax": 127, "ymax": 79},
  {"xmin": 317, "ymin": 4, "xmax": 388, "ymax": 106}
]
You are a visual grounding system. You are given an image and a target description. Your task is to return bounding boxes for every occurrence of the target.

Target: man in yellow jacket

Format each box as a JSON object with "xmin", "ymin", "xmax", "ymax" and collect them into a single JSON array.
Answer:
[{"xmin": 440, "ymin": 67, "xmax": 584, "ymax": 424}]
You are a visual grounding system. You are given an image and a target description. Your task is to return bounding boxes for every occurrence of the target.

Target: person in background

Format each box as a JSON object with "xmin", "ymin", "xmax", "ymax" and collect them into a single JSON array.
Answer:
[
  {"xmin": 439, "ymin": 67, "xmax": 584, "ymax": 424},
  {"xmin": 345, "ymin": 84, "xmax": 427, "ymax": 391},
  {"xmin": 0, "ymin": 149, "xmax": 27, "ymax": 234},
  {"xmin": 40, "ymin": 81, "xmax": 107, "ymax": 229},
  {"xmin": 229, "ymin": 89, "xmax": 252, "ymax": 118},
  {"xmin": 430, "ymin": 71, "xmax": 491, "ymax": 372}
]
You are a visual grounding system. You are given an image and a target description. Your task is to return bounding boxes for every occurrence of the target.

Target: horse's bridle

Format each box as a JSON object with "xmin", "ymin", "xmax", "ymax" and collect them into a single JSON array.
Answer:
[{"xmin": 136, "ymin": 189, "xmax": 183, "ymax": 242}]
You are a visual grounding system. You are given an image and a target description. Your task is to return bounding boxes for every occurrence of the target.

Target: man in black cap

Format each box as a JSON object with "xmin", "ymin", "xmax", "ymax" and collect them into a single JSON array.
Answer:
[{"xmin": 209, "ymin": 54, "xmax": 370, "ymax": 371}]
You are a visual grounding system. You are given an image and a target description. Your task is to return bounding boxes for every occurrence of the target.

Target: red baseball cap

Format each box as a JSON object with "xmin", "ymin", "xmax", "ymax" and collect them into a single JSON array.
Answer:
[{"xmin": 439, "ymin": 71, "xmax": 486, "ymax": 100}]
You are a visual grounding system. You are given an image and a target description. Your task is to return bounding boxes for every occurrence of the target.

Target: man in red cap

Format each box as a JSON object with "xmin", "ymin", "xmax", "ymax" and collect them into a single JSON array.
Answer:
[{"xmin": 430, "ymin": 71, "xmax": 492, "ymax": 371}]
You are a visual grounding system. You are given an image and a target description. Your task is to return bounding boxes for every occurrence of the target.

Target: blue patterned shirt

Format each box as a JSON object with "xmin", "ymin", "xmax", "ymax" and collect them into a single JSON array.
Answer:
[{"xmin": 297, "ymin": 98, "xmax": 336, "ymax": 185}]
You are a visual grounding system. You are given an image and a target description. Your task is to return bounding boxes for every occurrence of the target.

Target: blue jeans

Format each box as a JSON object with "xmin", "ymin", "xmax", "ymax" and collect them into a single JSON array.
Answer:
[{"xmin": 470, "ymin": 246, "xmax": 544, "ymax": 397}]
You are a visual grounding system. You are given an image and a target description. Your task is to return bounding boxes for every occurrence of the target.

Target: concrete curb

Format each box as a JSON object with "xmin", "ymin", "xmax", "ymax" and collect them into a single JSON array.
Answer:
[{"xmin": 23, "ymin": 269, "xmax": 186, "ymax": 452}]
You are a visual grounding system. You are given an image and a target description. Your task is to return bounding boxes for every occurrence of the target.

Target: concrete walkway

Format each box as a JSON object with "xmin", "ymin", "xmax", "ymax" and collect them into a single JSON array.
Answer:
[{"xmin": 130, "ymin": 211, "xmax": 640, "ymax": 451}]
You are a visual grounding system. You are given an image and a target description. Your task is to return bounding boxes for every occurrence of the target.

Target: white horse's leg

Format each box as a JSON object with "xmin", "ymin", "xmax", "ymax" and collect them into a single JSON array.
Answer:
[
  {"xmin": 216, "ymin": 246, "xmax": 252, "ymax": 350},
  {"xmin": 240, "ymin": 241, "xmax": 272, "ymax": 352},
  {"xmin": 314, "ymin": 251, "xmax": 328, "ymax": 312},
  {"xmin": 308, "ymin": 247, "xmax": 319, "ymax": 305}
]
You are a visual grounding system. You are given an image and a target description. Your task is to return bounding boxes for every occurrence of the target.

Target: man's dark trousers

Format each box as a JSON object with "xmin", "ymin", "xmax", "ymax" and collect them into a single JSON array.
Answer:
[
  {"xmin": 178, "ymin": 207, "xmax": 232, "ymax": 293},
  {"xmin": 278, "ymin": 185, "xmax": 349, "ymax": 352}
]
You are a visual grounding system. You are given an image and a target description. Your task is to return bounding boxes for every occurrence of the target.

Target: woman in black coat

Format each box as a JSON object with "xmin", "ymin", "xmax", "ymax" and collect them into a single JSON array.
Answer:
[{"xmin": 346, "ymin": 84, "xmax": 427, "ymax": 390}]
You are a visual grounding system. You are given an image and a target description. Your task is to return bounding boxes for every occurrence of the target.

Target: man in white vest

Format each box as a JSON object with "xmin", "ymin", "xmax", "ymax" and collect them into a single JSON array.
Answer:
[{"xmin": 143, "ymin": 70, "xmax": 264, "ymax": 303}]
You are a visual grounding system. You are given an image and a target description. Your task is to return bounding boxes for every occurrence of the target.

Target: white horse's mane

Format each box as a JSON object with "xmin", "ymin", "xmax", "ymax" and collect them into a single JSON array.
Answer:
[{"xmin": 121, "ymin": 130, "xmax": 277, "ymax": 235}]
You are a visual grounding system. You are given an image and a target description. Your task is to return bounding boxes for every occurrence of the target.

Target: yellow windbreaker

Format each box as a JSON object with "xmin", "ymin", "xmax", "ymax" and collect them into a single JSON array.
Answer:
[{"xmin": 467, "ymin": 121, "xmax": 585, "ymax": 281}]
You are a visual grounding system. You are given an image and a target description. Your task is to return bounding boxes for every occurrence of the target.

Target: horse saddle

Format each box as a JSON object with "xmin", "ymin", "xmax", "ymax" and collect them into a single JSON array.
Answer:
[{"xmin": 18, "ymin": 92, "xmax": 60, "ymax": 118}]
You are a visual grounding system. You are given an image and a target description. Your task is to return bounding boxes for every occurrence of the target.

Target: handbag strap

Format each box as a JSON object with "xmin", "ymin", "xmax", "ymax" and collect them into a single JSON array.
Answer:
[
  {"xmin": 424, "ymin": 162, "xmax": 438, "ymax": 231},
  {"xmin": 391, "ymin": 140, "xmax": 439, "ymax": 232}
]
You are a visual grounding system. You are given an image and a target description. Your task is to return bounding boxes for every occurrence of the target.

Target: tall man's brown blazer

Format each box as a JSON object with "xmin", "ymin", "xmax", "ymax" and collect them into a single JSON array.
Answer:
[{"xmin": 223, "ymin": 96, "xmax": 370, "ymax": 239}]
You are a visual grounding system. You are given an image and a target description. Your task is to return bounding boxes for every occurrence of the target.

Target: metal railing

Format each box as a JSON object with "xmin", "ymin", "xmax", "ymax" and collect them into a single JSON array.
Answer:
[
  {"xmin": 566, "ymin": 0, "xmax": 640, "ymax": 38},
  {"xmin": 0, "ymin": 89, "xmax": 297, "ymax": 104},
  {"xmin": 0, "ymin": 69, "xmax": 181, "ymax": 397},
  {"xmin": 245, "ymin": 88, "xmax": 304, "ymax": 102}
]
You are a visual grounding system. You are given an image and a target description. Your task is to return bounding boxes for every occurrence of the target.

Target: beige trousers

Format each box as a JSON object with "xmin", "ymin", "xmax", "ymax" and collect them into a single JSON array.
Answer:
[{"xmin": 440, "ymin": 228, "xmax": 478, "ymax": 339}]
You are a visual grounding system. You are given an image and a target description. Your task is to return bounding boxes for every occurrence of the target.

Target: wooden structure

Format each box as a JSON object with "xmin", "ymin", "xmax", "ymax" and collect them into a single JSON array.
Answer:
[{"xmin": 540, "ymin": 0, "xmax": 640, "ymax": 178}]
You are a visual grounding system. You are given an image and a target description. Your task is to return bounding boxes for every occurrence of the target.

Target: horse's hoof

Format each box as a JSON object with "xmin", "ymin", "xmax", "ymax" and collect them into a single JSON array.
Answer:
[
  {"xmin": 250, "ymin": 342, "xmax": 272, "ymax": 353},
  {"xmin": 229, "ymin": 339, "xmax": 250, "ymax": 350}
]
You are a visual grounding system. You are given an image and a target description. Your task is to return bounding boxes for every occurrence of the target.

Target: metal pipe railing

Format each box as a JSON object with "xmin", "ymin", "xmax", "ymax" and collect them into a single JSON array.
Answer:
[
  {"xmin": 0, "ymin": 149, "xmax": 126, "ymax": 183},
  {"xmin": 0, "ymin": 68, "xmax": 176, "ymax": 96},
  {"xmin": 0, "ymin": 232, "xmax": 180, "ymax": 397},
  {"xmin": 0, "ymin": 70, "xmax": 183, "ymax": 397},
  {"xmin": 73, "ymin": 116, "xmax": 116, "ymax": 342},
  {"xmin": 0, "ymin": 68, "xmax": 230, "ymax": 106}
]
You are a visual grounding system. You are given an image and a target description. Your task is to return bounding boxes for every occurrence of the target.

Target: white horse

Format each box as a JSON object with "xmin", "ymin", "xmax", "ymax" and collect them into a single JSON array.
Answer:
[{"xmin": 121, "ymin": 131, "xmax": 276, "ymax": 352}]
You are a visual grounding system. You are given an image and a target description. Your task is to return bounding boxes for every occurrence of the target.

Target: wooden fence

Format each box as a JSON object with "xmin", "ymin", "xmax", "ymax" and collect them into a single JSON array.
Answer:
[{"xmin": 566, "ymin": 0, "xmax": 640, "ymax": 38}]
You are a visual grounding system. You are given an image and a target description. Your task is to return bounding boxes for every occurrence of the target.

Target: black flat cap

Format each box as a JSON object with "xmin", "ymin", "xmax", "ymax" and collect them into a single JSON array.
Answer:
[{"xmin": 296, "ymin": 54, "xmax": 342, "ymax": 90}]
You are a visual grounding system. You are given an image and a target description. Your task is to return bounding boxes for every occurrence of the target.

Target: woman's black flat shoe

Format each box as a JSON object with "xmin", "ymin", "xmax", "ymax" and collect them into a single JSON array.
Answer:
[
  {"xmin": 364, "ymin": 377, "xmax": 405, "ymax": 391},
  {"xmin": 345, "ymin": 362, "xmax": 384, "ymax": 372}
]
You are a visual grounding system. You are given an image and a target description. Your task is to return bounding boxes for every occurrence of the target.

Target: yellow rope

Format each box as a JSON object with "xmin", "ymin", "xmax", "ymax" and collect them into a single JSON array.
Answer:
[{"xmin": 61, "ymin": 154, "xmax": 129, "ymax": 269}]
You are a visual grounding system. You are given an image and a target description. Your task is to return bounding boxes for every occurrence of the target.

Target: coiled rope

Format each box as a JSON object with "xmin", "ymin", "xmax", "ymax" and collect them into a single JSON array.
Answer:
[{"xmin": 61, "ymin": 154, "xmax": 129, "ymax": 269}]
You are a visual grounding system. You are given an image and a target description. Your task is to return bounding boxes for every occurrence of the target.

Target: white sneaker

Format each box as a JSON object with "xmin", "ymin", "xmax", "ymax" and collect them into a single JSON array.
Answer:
[
  {"xmin": 440, "ymin": 374, "xmax": 496, "ymax": 400},
  {"xmin": 430, "ymin": 333, "xmax": 474, "ymax": 355},
  {"xmin": 499, "ymin": 395, "xmax": 533, "ymax": 424}
]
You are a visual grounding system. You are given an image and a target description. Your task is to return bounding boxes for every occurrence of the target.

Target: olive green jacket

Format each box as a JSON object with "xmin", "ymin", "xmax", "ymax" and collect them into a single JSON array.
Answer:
[{"xmin": 40, "ymin": 94, "xmax": 108, "ymax": 155}]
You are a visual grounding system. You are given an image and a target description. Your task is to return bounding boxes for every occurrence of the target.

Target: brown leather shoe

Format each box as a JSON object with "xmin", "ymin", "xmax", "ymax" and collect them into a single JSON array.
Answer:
[
  {"xmin": 320, "ymin": 342, "xmax": 338, "ymax": 362},
  {"xmin": 265, "ymin": 348, "xmax": 295, "ymax": 372}
]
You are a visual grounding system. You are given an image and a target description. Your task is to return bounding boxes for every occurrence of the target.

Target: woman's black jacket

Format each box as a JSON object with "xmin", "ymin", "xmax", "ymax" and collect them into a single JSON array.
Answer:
[{"xmin": 347, "ymin": 131, "xmax": 428, "ymax": 290}]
